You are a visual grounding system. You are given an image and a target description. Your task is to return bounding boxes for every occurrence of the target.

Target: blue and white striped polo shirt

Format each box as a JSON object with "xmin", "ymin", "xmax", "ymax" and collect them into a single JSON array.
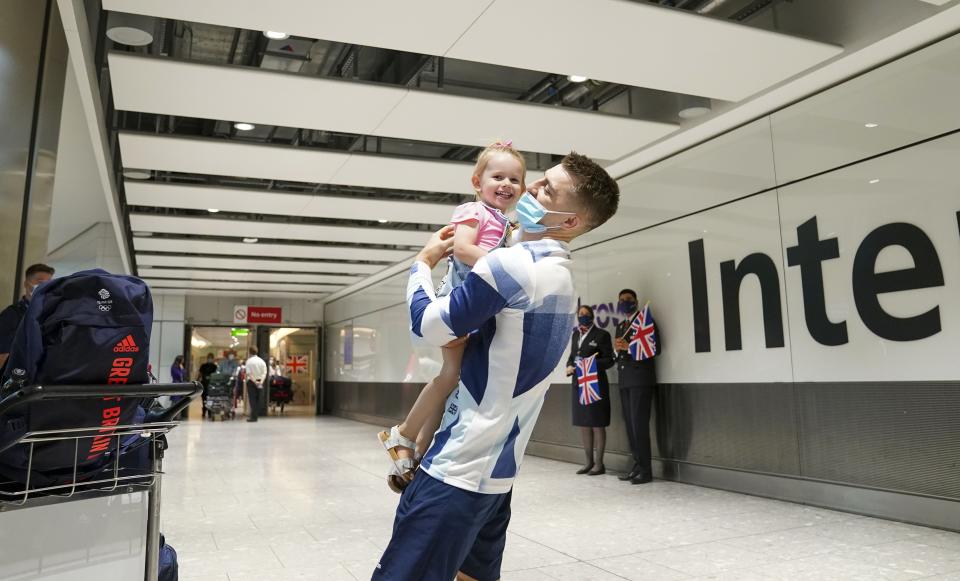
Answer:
[{"xmin": 407, "ymin": 239, "xmax": 575, "ymax": 494}]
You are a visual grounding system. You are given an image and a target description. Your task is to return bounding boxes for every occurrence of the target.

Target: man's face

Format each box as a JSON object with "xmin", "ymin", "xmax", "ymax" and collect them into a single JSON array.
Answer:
[
  {"xmin": 525, "ymin": 165, "xmax": 585, "ymax": 234},
  {"xmin": 23, "ymin": 272, "xmax": 53, "ymax": 299}
]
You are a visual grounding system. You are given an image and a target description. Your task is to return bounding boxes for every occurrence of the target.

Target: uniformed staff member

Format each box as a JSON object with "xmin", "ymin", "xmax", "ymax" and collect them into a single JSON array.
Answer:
[
  {"xmin": 565, "ymin": 305, "xmax": 615, "ymax": 475},
  {"xmin": 0, "ymin": 263, "xmax": 55, "ymax": 374},
  {"xmin": 614, "ymin": 288, "xmax": 657, "ymax": 484}
]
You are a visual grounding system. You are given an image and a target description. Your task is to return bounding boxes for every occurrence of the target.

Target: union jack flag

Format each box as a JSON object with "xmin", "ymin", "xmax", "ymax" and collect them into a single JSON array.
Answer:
[
  {"xmin": 286, "ymin": 354, "xmax": 308, "ymax": 375},
  {"xmin": 576, "ymin": 353, "xmax": 602, "ymax": 405},
  {"xmin": 628, "ymin": 303, "xmax": 658, "ymax": 361}
]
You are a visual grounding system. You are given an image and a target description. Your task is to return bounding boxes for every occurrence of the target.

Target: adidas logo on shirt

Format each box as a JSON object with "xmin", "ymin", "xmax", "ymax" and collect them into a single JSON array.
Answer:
[{"xmin": 113, "ymin": 335, "xmax": 140, "ymax": 353}]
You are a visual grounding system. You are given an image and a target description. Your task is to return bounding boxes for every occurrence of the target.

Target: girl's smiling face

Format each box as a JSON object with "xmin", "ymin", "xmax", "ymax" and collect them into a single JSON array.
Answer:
[{"xmin": 473, "ymin": 152, "xmax": 525, "ymax": 211}]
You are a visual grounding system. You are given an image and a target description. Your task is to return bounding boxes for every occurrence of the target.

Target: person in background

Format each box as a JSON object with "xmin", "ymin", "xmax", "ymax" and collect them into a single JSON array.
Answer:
[
  {"xmin": 197, "ymin": 353, "xmax": 218, "ymax": 418},
  {"xmin": 244, "ymin": 347, "xmax": 267, "ymax": 423},
  {"xmin": 0, "ymin": 263, "xmax": 54, "ymax": 374},
  {"xmin": 170, "ymin": 355, "xmax": 188, "ymax": 419},
  {"xmin": 218, "ymin": 349, "xmax": 239, "ymax": 377},
  {"xmin": 566, "ymin": 305, "xmax": 615, "ymax": 475},
  {"xmin": 170, "ymin": 355, "xmax": 186, "ymax": 383},
  {"xmin": 614, "ymin": 289, "xmax": 658, "ymax": 485}
]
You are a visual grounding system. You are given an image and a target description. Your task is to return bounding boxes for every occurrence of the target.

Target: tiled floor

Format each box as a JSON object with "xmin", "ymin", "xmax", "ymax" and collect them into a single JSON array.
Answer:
[{"xmin": 160, "ymin": 416, "xmax": 960, "ymax": 581}]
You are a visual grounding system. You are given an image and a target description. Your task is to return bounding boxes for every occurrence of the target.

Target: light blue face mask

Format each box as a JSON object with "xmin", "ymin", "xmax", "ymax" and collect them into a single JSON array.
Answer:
[{"xmin": 515, "ymin": 192, "xmax": 576, "ymax": 233}]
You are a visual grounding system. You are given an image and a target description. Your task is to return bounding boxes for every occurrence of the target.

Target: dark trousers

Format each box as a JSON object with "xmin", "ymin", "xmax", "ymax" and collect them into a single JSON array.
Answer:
[
  {"xmin": 620, "ymin": 385, "xmax": 654, "ymax": 475},
  {"xmin": 618, "ymin": 358, "xmax": 657, "ymax": 476},
  {"xmin": 246, "ymin": 380, "xmax": 261, "ymax": 421}
]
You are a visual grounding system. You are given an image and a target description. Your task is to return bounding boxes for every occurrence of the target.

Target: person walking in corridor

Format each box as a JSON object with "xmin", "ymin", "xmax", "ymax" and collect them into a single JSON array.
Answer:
[{"xmin": 244, "ymin": 347, "xmax": 267, "ymax": 423}]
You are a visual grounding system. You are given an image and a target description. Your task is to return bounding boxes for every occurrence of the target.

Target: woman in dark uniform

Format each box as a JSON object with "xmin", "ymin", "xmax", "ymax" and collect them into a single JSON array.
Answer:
[{"xmin": 565, "ymin": 305, "xmax": 615, "ymax": 475}]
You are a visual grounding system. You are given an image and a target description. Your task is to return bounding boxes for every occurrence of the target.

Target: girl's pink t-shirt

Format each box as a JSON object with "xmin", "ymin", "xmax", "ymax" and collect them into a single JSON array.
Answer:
[{"xmin": 450, "ymin": 202, "xmax": 508, "ymax": 251}]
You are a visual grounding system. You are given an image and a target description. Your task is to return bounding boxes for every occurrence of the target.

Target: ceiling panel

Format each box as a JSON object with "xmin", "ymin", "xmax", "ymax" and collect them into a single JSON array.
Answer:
[
  {"xmin": 119, "ymin": 133, "xmax": 472, "ymax": 194},
  {"xmin": 136, "ymin": 254, "xmax": 384, "ymax": 275},
  {"xmin": 446, "ymin": 0, "xmax": 843, "ymax": 101},
  {"xmin": 144, "ymin": 278, "xmax": 338, "ymax": 293},
  {"xmin": 377, "ymin": 92, "xmax": 676, "ymax": 161},
  {"xmin": 109, "ymin": 53, "xmax": 669, "ymax": 160},
  {"xmin": 125, "ymin": 181, "xmax": 456, "ymax": 225},
  {"xmin": 104, "ymin": 0, "xmax": 840, "ymax": 102},
  {"xmin": 102, "ymin": 0, "xmax": 492, "ymax": 57},
  {"xmin": 139, "ymin": 268, "xmax": 357, "ymax": 285},
  {"xmin": 153, "ymin": 288, "xmax": 325, "ymax": 298},
  {"xmin": 110, "ymin": 52, "xmax": 407, "ymax": 136},
  {"xmin": 129, "ymin": 214, "xmax": 432, "ymax": 246},
  {"xmin": 133, "ymin": 237, "xmax": 413, "ymax": 263}
]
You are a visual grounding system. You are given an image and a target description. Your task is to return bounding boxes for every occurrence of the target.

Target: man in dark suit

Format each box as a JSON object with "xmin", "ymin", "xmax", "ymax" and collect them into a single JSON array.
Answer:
[{"xmin": 614, "ymin": 289, "xmax": 658, "ymax": 484}]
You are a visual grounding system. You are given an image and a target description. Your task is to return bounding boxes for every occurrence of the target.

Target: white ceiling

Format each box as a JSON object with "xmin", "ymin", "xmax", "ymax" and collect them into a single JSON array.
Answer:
[
  {"xmin": 144, "ymin": 278, "xmax": 339, "ymax": 293},
  {"xmin": 109, "ymin": 52, "xmax": 675, "ymax": 160},
  {"xmin": 125, "ymin": 181, "xmax": 456, "ymax": 225},
  {"xmin": 118, "ymin": 132, "xmax": 484, "ymax": 195},
  {"xmin": 139, "ymin": 268, "xmax": 358, "ymax": 285},
  {"xmin": 102, "ymin": 0, "xmax": 493, "ymax": 57},
  {"xmin": 103, "ymin": 0, "xmax": 842, "ymax": 101},
  {"xmin": 133, "ymin": 237, "xmax": 413, "ymax": 263},
  {"xmin": 136, "ymin": 253, "xmax": 385, "ymax": 275},
  {"xmin": 129, "ymin": 214, "xmax": 432, "ymax": 246}
]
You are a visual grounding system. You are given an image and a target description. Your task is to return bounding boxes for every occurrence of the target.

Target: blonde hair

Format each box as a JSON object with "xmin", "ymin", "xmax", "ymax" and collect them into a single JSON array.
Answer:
[{"xmin": 473, "ymin": 140, "xmax": 527, "ymax": 195}]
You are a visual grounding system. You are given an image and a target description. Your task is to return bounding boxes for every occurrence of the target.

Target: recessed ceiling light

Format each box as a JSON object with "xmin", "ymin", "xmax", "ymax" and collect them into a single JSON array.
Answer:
[
  {"xmin": 869, "ymin": 179, "xmax": 880, "ymax": 184},
  {"xmin": 242, "ymin": 237, "xmax": 259, "ymax": 244},
  {"xmin": 378, "ymin": 219, "xmax": 389, "ymax": 223},
  {"xmin": 864, "ymin": 122, "xmax": 879, "ymax": 128},
  {"xmin": 106, "ymin": 13, "xmax": 155, "ymax": 46},
  {"xmin": 123, "ymin": 169, "xmax": 151, "ymax": 180},
  {"xmin": 679, "ymin": 106, "xmax": 711, "ymax": 119},
  {"xmin": 567, "ymin": 75, "xmax": 588, "ymax": 83},
  {"xmin": 264, "ymin": 31, "xmax": 289, "ymax": 40},
  {"xmin": 234, "ymin": 122, "xmax": 255, "ymax": 131},
  {"xmin": 208, "ymin": 208, "xmax": 220, "ymax": 213}
]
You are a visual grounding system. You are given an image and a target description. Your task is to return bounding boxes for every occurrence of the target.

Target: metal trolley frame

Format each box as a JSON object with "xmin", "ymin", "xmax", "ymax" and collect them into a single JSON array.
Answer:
[{"xmin": 0, "ymin": 382, "xmax": 201, "ymax": 581}]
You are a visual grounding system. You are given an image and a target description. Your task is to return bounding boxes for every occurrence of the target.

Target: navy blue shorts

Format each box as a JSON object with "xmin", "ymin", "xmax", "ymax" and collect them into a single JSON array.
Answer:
[{"xmin": 372, "ymin": 471, "xmax": 512, "ymax": 581}]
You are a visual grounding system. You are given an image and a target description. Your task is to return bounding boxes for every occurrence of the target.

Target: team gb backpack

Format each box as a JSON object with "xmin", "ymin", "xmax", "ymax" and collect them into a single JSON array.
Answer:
[{"xmin": 0, "ymin": 269, "xmax": 154, "ymax": 487}]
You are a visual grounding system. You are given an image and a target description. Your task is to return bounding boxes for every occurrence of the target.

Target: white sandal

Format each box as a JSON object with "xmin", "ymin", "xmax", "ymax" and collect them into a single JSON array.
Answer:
[{"xmin": 378, "ymin": 426, "xmax": 418, "ymax": 493}]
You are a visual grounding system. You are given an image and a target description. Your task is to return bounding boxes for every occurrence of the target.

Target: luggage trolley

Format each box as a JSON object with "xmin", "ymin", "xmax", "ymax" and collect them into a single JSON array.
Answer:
[{"xmin": 0, "ymin": 381, "xmax": 201, "ymax": 581}]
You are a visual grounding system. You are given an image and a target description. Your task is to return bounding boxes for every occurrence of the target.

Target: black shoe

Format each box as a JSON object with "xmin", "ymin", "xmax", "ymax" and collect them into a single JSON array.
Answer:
[
  {"xmin": 246, "ymin": 418, "xmax": 258, "ymax": 422},
  {"xmin": 576, "ymin": 463, "xmax": 594, "ymax": 475},
  {"xmin": 588, "ymin": 466, "xmax": 605, "ymax": 476},
  {"xmin": 630, "ymin": 474, "xmax": 653, "ymax": 484},
  {"xmin": 618, "ymin": 465, "xmax": 641, "ymax": 481}
]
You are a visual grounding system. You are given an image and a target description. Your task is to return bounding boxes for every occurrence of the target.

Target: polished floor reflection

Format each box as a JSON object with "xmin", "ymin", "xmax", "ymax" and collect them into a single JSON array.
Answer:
[{"xmin": 161, "ymin": 417, "xmax": 960, "ymax": 580}]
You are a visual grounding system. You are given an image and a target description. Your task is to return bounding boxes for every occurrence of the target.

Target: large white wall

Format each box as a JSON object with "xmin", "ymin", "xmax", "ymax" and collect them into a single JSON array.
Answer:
[{"xmin": 324, "ymin": 31, "xmax": 960, "ymax": 388}]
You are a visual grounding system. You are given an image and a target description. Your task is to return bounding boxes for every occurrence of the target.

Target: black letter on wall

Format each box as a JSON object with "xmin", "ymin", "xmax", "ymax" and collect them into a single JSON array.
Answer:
[
  {"xmin": 720, "ymin": 254, "xmax": 785, "ymax": 350},
  {"xmin": 852, "ymin": 222, "xmax": 944, "ymax": 341},
  {"xmin": 688, "ymin": 239, "xmax": 711, "ymax": 353},
  {"xmin": 785, "ymin": 216, "xmax": 848, "ymax": 346}
]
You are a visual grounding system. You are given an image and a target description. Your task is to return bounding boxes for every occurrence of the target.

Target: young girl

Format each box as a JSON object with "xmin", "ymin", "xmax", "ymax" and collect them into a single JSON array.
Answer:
[{"xmin": 379, "ymin": 141, "xmax": 526, "ymax": 492}]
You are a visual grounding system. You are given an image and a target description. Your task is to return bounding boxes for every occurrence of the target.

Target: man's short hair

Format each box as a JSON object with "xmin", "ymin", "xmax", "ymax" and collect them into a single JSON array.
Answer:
[
  {"xmin": 248, "ymin": 346, "xmax": 258, "ymax": 356},
  {"xmin": 25, "ymin": 263, "xmax": 54, "ymax": 279},
  {"xmin": 562, "ymin": 152, "xmax": 619, "ymax": 229},
  {"xmin": 619, "ymin": 289, "xmax": 637, "ymax": 300}
]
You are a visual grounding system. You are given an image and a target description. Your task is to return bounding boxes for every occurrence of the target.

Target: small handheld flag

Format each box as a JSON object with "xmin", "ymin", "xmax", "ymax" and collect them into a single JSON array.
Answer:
[{"xmin": 628, "ymin": 302, "xmax": 658, "ymax": 361}]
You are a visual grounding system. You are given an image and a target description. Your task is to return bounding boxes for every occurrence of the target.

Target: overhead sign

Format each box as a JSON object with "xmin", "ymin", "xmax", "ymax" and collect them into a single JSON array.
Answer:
[
  {"xmin": 230, "ymin": 328, "xmax": 249, "ymax": 337},
  {"xmin": 233, "ymin": 305, "xmax": 283, "ymax": 324}
]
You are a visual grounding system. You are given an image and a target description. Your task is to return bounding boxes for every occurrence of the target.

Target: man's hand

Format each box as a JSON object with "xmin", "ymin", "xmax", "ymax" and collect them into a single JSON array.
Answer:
[
  {"xmin": 565, "ymin": 365, "xmax": 575, "ymax": 377},
  {"xmin": 614, "ymin": 338, "xmax": 628, "ymax": 351},
  {"xmin": 415, "ymin": 225, "xmax": 456, "ymax": 269}
]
